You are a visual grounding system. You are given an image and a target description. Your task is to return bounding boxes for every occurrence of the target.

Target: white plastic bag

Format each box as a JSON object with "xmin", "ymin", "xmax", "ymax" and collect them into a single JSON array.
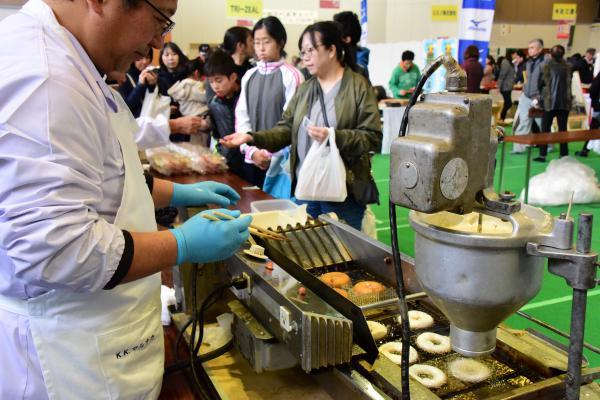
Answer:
[
  {"xmin": 295, "ymin": 128, "xmax": 347, "ymax": 202},
  {"xmin": 521, "ymin": 156, "xmax": 600, "ymax": 205},
  {"xmin": 140, "ymin": 88, "xmax": 171, "ymax": 119}
]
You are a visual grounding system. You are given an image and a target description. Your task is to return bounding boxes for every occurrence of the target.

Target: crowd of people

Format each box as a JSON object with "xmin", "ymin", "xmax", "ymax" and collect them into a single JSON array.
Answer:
[
  {"xmin": 385, "ymin": 40, "xmax": 597, "ymax": 163},
  {"xmin": 114, "ymin": 11, "xmax": 381, "ymax": 231}
]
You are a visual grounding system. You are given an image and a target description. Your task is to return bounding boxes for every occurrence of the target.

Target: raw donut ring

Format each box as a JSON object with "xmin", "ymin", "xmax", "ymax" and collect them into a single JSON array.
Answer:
[
  {"xmin": 449, "ymin": 358, "xmax": 491, "ymax": 383},
  {"xmin": 320, "ymin": 272, "xmax": 351, "ymax": 288},
  {"xmin": 397, "ymin": 310, "xmax": 434, "ymax": 330},
  {"xmin": 353, "ymin": 281, "xmax": 386, "ymax": 295},
  {"xmin": 378, "ymin": 342, "xmax": 418, "ymax": 365},
  {"xmin": 367, "ymin": 321, "xmax": 388, "ymax": 341},
  {"xmin": 334, "ymin": 288, "xmax": 349, "ymax": 298},
  {"xmin": 416, "ymin": 332, "xmax": 451, "ymax": 354},
  {"xmin": 409, "ymin": 364, "xmax": 447, "ymax": 389}
]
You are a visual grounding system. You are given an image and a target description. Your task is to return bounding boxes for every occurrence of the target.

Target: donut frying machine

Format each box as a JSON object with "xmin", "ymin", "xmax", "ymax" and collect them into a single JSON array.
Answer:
[{"xmin": 219, "ymin": 56, "xmax": 599, "ymax": 399}]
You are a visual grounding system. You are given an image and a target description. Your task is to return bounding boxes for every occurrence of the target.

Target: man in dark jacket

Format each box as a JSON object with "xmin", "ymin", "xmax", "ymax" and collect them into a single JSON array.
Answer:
[
  {"xmin": 534, "ymin": 45, "xmax": 572, "ymax": 162},
  {"xmin": 568, "ymin": 53, "xmax": 593, "ymax": 85},
  {"xmin": 512, "ymin": 38, "xmax": 545, "ymax": 154}
]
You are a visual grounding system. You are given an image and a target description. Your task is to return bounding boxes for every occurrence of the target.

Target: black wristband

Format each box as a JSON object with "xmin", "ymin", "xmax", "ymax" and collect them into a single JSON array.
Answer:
[
  {"xmin": 103, "ymin": 230, "xmax": 134, "ymax": 290},
  {"xmin": 144, "ymin": 172, "xmax": 154, "ymax": 193}
]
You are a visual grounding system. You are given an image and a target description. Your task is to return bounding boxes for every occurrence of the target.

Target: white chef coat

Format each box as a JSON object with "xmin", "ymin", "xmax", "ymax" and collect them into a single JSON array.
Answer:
[
  {"xmin": 0, "ymin": 0, "xmax": 127, "ymax": 299},
  {"xmin": 0, "ymin": 1, "xmax": 164, "ymax": 398}
]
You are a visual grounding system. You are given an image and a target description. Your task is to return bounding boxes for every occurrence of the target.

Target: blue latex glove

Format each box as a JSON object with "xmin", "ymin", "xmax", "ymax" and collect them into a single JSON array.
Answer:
[
  {"xmin": 170, "ymin": 182, "xmax": 241, "ymax": 208},
  {"xmin": 170, "ymin": 209, "xmax": 251, "ymax": 264}
]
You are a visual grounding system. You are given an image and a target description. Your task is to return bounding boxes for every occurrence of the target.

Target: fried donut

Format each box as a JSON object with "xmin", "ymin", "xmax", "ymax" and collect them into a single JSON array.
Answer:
[
  {"xmin": 378, "ymin": 342, "xmax": 418, "ymax": 365},
  {"xmin": 397, "ymin": 310, "xmax": 434, "ymax": 330},
  {"xmin": 320, "ymin": 272, "xmax": 351, "ymax": 288},
  {"xmin": 449, "ymin": 358, "xmax": 491, "ymax": 383},
  {"xmin": 409, "ymin": 364, "xmax": 447, "ymax": 389},
  {"xmin": 352, "ymin": 280, "xmax": 386, "ymax": 295},
  {"xmin": 416, "ymin": 332, "xmax": 451, "ymax": 354},
  {"xmin": 334, "ymin": 288, "xmax": 350, "ymax": 298},
  {"xmin": 367, "ymin": 321, "xmax": 388, "ymax": 341}
]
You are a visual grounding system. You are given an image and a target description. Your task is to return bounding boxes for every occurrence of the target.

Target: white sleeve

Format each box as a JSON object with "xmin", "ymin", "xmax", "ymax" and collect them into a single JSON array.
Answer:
[
  {"xmin": 134, "ymin": 114, "xmax": 171, "ymax": 150},
  {"xmin": 234, "ymin": 69, "xmax": 254, "ymax": 133},
  {"xmin": 281, "ymin": 64, "xmax": 304, "ymax": 110},
  {"xmin": 0, "ymin": 79, "xmax": 126, "ymax": 294}
]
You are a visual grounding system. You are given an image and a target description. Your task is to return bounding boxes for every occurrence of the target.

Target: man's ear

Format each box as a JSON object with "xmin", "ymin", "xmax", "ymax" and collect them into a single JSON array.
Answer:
[
  {"xmin": 86, "ymin": 0, "xmax": 105, "ymax": 15},
  {"xmin": 230, "ymin": 72, "xmax": 238, "ymax": 82}
]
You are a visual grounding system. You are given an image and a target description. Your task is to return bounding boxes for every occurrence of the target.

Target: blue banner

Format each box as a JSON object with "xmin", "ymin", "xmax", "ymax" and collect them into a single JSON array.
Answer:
[
  {"xmin": 458, "ymin": 0, "xmax": 496, "ymax": 64},
  {"xmin": 360, "ymin": 0, "xmax": 368, "ymax": 45}
]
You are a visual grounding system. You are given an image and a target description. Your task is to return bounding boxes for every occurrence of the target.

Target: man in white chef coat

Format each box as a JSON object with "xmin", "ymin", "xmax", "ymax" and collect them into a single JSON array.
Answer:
[{"xmin": 0, "ymin": 0, "xmax": 251, "ymax": 398}]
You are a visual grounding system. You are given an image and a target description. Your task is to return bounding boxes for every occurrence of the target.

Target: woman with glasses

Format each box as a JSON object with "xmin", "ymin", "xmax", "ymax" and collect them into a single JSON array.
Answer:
[
  {"xmin": 235, "ymin": 16, "xmax": 303, "ymax": 191},
  {"xmin": 222, "ymin": 21, "xmax": 382, "ymax": 230}
]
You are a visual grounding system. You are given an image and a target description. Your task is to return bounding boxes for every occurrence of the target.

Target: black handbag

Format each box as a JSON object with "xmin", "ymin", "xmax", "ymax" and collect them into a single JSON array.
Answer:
[{"xmin": 351, "ymin": 177, "xmax": 380, "ymax": 206}]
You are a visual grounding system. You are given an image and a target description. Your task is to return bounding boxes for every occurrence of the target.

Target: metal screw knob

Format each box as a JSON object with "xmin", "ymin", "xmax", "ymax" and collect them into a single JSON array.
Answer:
[{"xmin": 500, "ymin": 191, "xmax": 516, "ymax": 202}]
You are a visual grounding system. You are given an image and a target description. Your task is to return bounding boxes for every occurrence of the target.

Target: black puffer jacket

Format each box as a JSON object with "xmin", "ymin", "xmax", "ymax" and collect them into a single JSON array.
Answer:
[
  {"xmin": 538, "ymin": 58, "xmax": 572, "ymax": 111},
  {"xmin": 209, "ymin": 92, "xmax": 244, "ymax": 176}
]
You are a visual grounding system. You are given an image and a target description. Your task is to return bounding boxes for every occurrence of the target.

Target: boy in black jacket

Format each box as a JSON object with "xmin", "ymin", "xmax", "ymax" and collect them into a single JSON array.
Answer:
[{"xmin": 204, "ymin": 50, "xmax": 244, "ymax": 176}]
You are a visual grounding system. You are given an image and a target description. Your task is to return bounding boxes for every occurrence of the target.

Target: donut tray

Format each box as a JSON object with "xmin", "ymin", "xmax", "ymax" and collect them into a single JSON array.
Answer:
[{"xmin": 358, "ymin": 300, "xmax": 599, "ymax": 399}]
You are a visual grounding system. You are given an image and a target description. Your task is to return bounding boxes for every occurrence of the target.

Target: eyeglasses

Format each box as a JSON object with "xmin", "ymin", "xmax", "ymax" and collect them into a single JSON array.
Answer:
[
  {"xmin": 144, "ymin": 0, "xmax": 175, "ymax": 37},
  {"xmin": 299, "ymin": 44, "xmax": 324, "ymax": 59}
]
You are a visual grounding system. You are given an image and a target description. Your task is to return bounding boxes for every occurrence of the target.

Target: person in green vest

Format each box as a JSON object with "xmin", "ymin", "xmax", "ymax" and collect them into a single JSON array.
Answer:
[{"xmin": 389, "ymin": 50, "xmax": 421, "ymax": 99}]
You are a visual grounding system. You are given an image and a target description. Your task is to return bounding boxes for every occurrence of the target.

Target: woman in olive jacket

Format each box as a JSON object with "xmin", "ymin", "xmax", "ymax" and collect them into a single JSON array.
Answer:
[{"xmin": 222, "ymin": 21, "xmax": 382, "ymax": 230}]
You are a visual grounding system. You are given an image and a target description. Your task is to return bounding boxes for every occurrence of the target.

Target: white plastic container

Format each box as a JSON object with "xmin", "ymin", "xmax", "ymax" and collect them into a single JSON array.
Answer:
[{"xmin": 250, "ymin": 199, "xmax": 298, "ymax": 213}]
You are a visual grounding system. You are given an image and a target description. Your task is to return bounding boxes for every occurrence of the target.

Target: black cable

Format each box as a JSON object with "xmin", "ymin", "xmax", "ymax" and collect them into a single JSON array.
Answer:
[
  {"xmin": 391, "ymin": 57, "xmax": 449, "ymax": 400},
  {"xmin": 165, "ymin": 261, "xmax": 246, "ymax": 394},
  {"xmin": 165, "ymin": 338, "xmax": 234, "ymax": 375},
  {"xmin": 189, "ymin": 277, "xmax": 247, "ymax": 392}
]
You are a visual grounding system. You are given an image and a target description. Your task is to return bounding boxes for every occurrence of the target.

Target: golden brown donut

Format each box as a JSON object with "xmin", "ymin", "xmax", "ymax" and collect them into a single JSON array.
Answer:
[
  {"xmin": 320, "ymin": 272, "xmax": 351, "ymax": 288},
  {"xmin": 353, "ymin": 280, "xmax": 386, "ymax": 296}
]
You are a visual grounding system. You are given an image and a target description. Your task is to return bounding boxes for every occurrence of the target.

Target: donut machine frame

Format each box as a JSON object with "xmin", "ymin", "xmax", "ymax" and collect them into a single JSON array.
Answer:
[{"xmin": 224, "ymin": 215, "xmax": 600, "ymax": 399}]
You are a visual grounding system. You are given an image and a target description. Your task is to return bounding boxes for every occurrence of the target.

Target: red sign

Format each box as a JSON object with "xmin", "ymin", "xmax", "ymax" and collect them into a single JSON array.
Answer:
[
  {"xmin": 556, "ymin": 20, "xmax": 571, "ymax": 40},
  {"xmin": 320, "ymin": 0, "xmax": 340, "ymax": 9},
  {"xmin": 236, "ymin": 19, "xmax": 254, "ymax": 27}
]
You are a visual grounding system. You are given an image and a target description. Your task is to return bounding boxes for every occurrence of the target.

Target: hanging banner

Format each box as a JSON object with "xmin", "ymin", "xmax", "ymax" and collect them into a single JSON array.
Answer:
[
  {"xmin": 458, "ymin": 0, "xmax": 496, "ymax": 65},
  {"xmin": 552, "ymin": 3, "xmax": 577, "ymax": 21},
  {"xmin": 360, "ymin": 0, "xmax": 368, "ymax": 46},
  {"xmin": 432, "ymin": 5, "xmax": 458, "ymax": 22},
  {"xmin": 226, "ymin": 0, "xmax": 263, "ymax": 19},
  {"xmin": 556, "ymin": 20, "xmax": 571, "ymax": 39}
]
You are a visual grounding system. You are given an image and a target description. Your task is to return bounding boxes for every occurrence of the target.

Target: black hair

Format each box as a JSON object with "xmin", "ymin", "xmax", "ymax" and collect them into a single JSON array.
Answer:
[
  {"xmin": 253, "ymin": 16, "xmax": 287, "ymax": 57},
  {"xmin": 551, "ymin": 45, "xmax": 565, "ymax": 60},
  {"xmin": 159, "ymin": 42, "xmax": 189, "ymax": 74},
  {"xmin": 586, "ymin": 48, "xmax": 596, "ymax": 55},
  {"xmin": 298, "ymin": 21, "xmax": 358, "ymax": 72},
  {"xmin": 464, "ymin": 45, "xmax": 480, "ymax": 59},
  {"xmin": 122, "ymin": 0, "xmax": 141, "ymax": 8},
  {"xmin": 486, "ymin": 55, "xmax": 495, "ymax": 65},
  {"xmin": 333, "ymin": 11, "xmax": 362, "ymax": 46},
  {"xmin": 401, "ymin": 50, "xmax": 415, "ymax": 61},
  {"xmin": 204, "ymin": 49, "xmax": 237, "ymax": 77},
  {"xmin": 516, "ymin": 49, "xmax": 526, "ymax": 59},
  {"xmin": 222, "ymin": 27, "xmax": 252, "ymax": 55}
]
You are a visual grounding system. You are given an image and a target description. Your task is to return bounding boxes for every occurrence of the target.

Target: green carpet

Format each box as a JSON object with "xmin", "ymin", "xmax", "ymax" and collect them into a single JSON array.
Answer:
[{"xmin": 370, "ymin": 135, "xmax": 600, "ymax": 371}]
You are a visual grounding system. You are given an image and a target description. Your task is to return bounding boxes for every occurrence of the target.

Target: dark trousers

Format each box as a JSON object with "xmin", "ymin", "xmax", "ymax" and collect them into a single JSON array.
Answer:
[
  {"xmin": 295, "ymin": 197, "xmax": 366, "ymax": 231},
  {"xmin": 539, "ymin": 110, "xmax": 569, "ymax": 157},
  {"xmin": 500, "ymin": 90, "xmax": 512, "ymax": 120}
]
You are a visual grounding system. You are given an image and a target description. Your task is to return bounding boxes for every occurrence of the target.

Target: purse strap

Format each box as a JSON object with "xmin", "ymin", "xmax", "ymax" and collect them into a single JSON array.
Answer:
[{"xmin": 316, "ymin": 84, "xmax": 330, "ymax": 128}]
